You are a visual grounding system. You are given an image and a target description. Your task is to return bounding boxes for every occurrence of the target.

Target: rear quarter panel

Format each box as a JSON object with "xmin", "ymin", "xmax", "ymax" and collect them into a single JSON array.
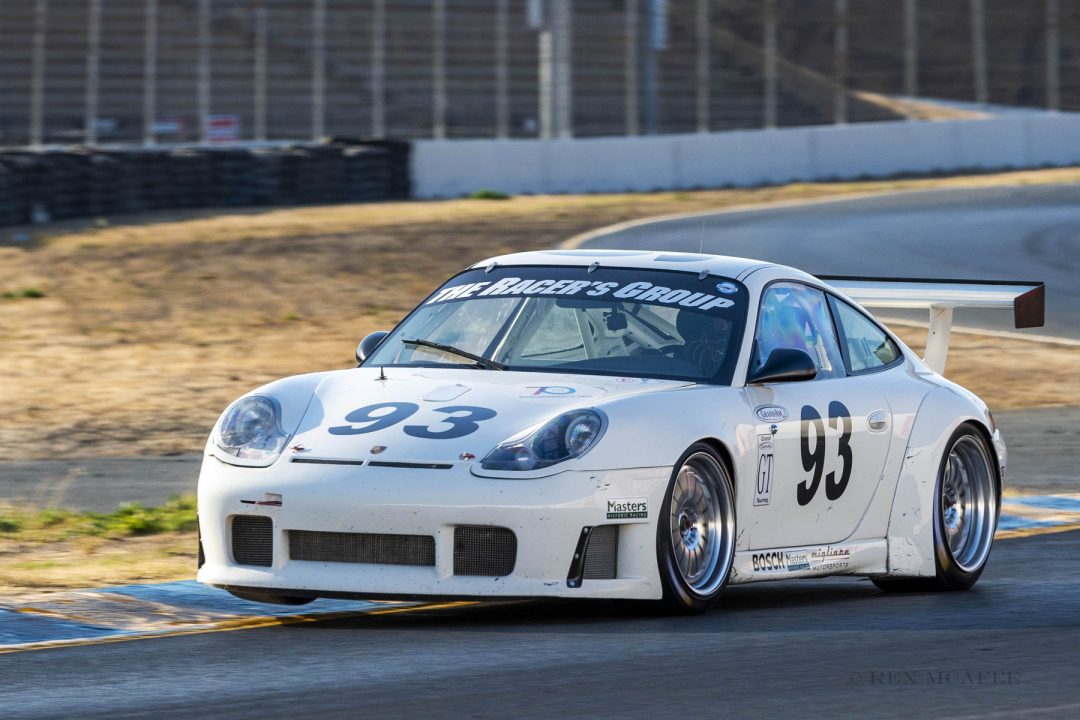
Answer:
[{"xmin": 883, "ymin": 383, "xmax": 998, "ymax": 576}]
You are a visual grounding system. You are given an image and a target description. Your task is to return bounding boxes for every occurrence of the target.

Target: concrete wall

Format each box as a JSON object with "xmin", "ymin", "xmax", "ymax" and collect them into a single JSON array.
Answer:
[{"xmin": 412, "ymin": 113, "xmax": 1080, "ymax": 198}]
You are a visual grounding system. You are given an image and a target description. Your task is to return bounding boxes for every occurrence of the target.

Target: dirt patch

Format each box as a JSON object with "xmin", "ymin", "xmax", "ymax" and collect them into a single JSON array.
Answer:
[{"xmin": 2, "ymin": 169, "xmax": 1079, "ymax": 461}]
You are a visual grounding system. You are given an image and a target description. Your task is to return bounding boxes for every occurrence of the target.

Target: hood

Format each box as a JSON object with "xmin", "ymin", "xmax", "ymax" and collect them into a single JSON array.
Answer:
[{"xmin": 286, "ymin": 367, "xmax": 692, "ymax": 465}]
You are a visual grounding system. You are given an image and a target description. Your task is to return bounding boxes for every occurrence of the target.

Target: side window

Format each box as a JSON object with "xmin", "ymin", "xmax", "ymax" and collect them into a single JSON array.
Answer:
[
  {"xmin": 753, "ymin": 283, "xmax": 845, "ymax": 380},
  {"xmin": 829, "ymin": 297, "xmax": 900, "ymax": 373}
]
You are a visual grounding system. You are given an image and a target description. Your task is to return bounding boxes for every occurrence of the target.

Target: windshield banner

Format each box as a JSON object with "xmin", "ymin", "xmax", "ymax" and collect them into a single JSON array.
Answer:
[{"xmin": 425, "ymin": 273, "xmax": 743, "ymax": 313}]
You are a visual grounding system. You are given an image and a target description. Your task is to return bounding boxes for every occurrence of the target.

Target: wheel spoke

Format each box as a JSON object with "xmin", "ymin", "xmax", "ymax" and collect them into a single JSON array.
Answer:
[{"xmin": 675, "ymin": 544, "xmax": 689, "ymax": 576}]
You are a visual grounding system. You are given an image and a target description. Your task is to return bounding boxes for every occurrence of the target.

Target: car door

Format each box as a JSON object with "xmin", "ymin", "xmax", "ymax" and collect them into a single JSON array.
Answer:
[{"xmin": 744, "ymin": 282, "xmax": 893, "ymax": 550}]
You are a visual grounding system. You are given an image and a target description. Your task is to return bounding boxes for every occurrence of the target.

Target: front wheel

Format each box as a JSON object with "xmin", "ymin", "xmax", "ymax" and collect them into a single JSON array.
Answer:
[
  {"xmin": 656, "ymin": 444, "xmax": 737, "ymax": 613},
  {"xmin": 874, "ymin": 424, "xmax": 999, "ymax": 593}
]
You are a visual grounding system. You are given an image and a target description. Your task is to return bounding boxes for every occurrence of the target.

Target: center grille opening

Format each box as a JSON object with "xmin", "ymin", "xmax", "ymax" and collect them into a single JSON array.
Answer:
[
  {"xmin": 453, "ymin": 526, "xmax": 517, "ymax": 577},
  {"xmin": 231, "ymin": 515, "xmax": 273, "ymax": 567},
  {"xmin": 289, "ymin": 530, "xmax": 435, "ymax": 567}
]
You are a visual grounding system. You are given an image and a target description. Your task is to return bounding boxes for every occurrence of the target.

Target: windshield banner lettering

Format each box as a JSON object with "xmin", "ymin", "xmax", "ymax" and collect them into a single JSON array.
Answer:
[{"xmin": 426, "ymin": 277, "xmax": 736, "ymax": 312}]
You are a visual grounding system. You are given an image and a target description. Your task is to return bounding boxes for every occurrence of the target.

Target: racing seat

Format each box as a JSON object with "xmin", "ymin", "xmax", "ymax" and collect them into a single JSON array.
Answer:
[{"xmin": 674, "ymin": 310, "xmax": 731, "ymax": 375}]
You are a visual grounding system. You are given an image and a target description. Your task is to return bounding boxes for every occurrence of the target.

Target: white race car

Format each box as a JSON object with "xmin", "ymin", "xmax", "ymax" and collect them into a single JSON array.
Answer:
[{"xmin": 196, "ymin": 250, "xmax": 1044, "ymax": 613}]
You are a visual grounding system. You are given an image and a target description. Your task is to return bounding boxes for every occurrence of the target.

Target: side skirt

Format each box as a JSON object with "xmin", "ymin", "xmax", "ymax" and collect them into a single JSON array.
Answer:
[{"xmin": 729, "ymin": 539, "xmax": 888, "ymax": 585}]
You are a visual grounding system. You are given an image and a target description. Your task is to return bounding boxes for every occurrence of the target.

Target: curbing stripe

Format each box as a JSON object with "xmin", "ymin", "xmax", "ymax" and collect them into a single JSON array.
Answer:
[
  {"xmin": 995, "ymin": 522, "xmax": 1080, "ymax": 540},
  {"xmin": 0, "ymin": 601, "xmax": 476, "ymax": 655}
]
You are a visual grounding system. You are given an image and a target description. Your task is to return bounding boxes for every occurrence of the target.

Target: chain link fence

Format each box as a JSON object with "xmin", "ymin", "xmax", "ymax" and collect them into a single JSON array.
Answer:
[{"xmin": 1, "ymin": 0, "xmax": 1078, "ymax": 147}]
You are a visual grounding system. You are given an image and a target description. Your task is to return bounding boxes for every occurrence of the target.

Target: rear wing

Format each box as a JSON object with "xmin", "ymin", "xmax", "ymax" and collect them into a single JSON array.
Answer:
[{"xmin": 819, "ymin": 276, "xmax": 1045, "ymax": 374}]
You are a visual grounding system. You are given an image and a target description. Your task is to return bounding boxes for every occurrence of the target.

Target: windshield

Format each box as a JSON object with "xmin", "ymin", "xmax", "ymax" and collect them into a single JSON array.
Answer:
[{"xmin": 364, "ymin": 265, "xmax": 749, "ymax": 384}]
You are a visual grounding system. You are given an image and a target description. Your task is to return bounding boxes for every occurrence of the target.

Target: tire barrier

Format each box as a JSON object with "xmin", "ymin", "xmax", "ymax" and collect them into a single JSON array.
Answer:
[{"xmin": 0, "ymin": 140, "xmax": 410, "ymax": 228}]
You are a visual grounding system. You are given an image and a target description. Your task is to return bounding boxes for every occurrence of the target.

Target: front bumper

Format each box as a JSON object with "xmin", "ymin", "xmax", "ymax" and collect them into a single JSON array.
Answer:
[{"xmin": 196, "ymin": 454, "xmax": 670, "ymax": 601}]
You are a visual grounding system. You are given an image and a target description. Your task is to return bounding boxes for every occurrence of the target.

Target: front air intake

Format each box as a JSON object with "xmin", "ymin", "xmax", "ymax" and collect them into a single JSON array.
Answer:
[
  {"xmin": 231, "ymin": 515, "xmax": 274, "ymax": 567},
  {"xmin": 289, "ymin": 530, "xmax": 435, "ymax": 567},
  {"xmin": 582, "ymin": 524, "xmax": 619, "ymax": 579},
  {"xmin": 453, "ymin": 526, "xmax": 517, "ymax": 577}
]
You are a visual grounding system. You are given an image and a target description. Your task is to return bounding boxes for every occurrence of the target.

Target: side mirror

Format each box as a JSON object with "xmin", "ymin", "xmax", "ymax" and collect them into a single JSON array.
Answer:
[
  {"xmin": 356, "ymin": 330, "xmax": 390, "ymax": 365},
  {"xmin": 746, "ymin": 348, "xmax": 817, "ymax": 385}
]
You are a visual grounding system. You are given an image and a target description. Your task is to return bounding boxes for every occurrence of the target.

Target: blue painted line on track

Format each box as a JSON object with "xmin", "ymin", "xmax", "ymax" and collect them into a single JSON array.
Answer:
[
  {"xmin": 106, "ymin": 580, "xmax": 386, "ymax": 617},
  {"xmin": 997, "ymin": 515, "xmax": 1064, "ymax": 532},
  {"xmin": 1007, "ymin": 495, "xmax": 1080, "ymax": 512},
  {"xmin": 0, "ymin": 580, "xmax": 415, "ymax": 650},
  {"xmin": 0, "ymin": 608, "xmax": 121, "ymax": 646}
]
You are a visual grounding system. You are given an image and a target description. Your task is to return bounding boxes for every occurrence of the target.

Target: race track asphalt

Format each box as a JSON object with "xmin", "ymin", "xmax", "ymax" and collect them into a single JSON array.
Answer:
[
  {"xmin": 577, "ymin": 184, "xmax": 1080, "ymax": 339},
  {"xmin": 2, "ymin": 530, "xmax": 1078, "ymax": 720},
  {"xmin": 4, "ymin": 184, "xmax": 1079, "ymax": 719}
]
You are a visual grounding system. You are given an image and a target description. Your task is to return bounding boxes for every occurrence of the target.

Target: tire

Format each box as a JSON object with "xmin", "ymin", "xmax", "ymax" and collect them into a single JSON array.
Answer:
[
  {"xmin": 227, "ymin": 589, "xmax": 315, "ymax": 606},
  {"xmin": 874, "ymin": 424, "xmax": 999, "ymax": 593},
  {"xmin": 655, "ymin": 443, "xmax": 737, "ymax": 613}
]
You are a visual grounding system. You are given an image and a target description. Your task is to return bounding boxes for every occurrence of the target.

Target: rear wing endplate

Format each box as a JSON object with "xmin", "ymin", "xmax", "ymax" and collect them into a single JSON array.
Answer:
[{"xmin": 819, "ymin": 276, "xmax": 1045, "ymax": 374}]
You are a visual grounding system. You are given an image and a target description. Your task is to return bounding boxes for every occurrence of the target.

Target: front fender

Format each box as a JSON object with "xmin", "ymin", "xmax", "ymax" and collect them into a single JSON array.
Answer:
[
  {"xmin": 202, "ymin": 371, "xmax": 335, "ymax": 456},
  {"xmin": 574, "ymin": 385, "xmax": 752, "ymax": 473}
]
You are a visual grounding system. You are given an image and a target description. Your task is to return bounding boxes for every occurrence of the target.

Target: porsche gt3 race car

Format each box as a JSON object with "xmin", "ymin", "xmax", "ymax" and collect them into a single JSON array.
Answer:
[{"xmin": 196, "ymin": 249, "xmax": 1044, "ymax": 613}]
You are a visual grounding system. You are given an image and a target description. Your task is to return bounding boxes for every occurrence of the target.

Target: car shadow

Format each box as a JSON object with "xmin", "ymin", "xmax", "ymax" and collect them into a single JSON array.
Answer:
[{"xmin": 292, "ymin": 576, "xmax": 888, "ymax": 635}]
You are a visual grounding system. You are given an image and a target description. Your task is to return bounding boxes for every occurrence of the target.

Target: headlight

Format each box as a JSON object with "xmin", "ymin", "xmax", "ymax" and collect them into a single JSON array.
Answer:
[
  {"xmin": 214, "ymin": 396, "xmax": 289, "ymax": 467},
  {"xmin": 481, "ymin": 409, "xmax": 607, "ymax": 471}
]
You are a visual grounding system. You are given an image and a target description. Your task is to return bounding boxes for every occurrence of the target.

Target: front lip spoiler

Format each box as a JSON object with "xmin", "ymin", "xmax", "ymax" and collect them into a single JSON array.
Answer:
[{"xmin": 215, "ymin": 584, "xmax": 579, "ymax": 603}]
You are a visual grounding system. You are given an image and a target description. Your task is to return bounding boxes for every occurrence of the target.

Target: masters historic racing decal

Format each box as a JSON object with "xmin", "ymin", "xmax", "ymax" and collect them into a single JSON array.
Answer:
[{"xmin": 606, "ymin": 497, "xmax": 649, "ymax": 520}]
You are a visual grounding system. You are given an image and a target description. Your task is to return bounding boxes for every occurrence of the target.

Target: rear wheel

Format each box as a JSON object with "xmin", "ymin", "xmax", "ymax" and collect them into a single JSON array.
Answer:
[
  {"xmin": 655, "ymin": 444, "xmax": 736, "ymax": 613},
  {"xmin": 874, "ymin": 424, "xmax": 998, "ymax": 593},
  {"xmin": 227, "ymin": 589, "xmax": 314, "ymax": 606}
]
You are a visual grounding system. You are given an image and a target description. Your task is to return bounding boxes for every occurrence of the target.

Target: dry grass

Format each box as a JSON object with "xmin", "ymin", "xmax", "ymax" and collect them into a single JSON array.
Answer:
[
  {"xmin": 889, "ymin": 325, "xmax": 1078, "ymax": 410},
  {"xmin": 0, "ymin": 533, "xmax": 194, "ymax": 594},
  {"xmin": 2, "ymin": 167, "xmax": 1080, "ymax": 461}
]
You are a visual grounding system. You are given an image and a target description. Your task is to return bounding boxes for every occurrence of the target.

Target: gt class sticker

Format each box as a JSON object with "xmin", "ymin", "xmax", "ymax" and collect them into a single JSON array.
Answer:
[
  {"xmin": 606, "ymin": 497, "xmax": 648, "ymax": 519},
  {"xmin": 754, "ymin": 434, "xmax": 774, "ymax": 507}
]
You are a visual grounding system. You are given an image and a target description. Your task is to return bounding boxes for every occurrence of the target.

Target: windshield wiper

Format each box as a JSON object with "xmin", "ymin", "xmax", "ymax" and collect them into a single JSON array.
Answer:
[{"xmin": 400, "ymin": 338, "xmax": 507, "ymax": 371}]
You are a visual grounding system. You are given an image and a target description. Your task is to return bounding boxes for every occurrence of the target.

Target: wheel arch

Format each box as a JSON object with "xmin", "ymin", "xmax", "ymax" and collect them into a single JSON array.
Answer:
[
  {"xmin": 884, "ymin": 387, "xmax": 993, "ymax": 577},
  {"xmin": 694, "ymin": 436, "xmax": 737, "ymax": 496},
  {"xmin": 964, "ymin": 418, "xmax": 1002, "ymax": 494},
  {"xmin": 655, "ymin": 439, "xmax": 739, "ymax": 612}
]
